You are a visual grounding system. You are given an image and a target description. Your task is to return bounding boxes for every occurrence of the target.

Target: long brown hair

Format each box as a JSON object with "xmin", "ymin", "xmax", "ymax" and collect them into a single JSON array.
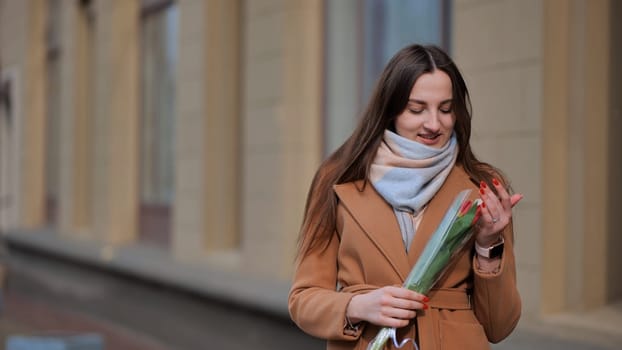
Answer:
[{"xmin": 297, "ymin": 44, "xmax": 506, "ymax": 259}]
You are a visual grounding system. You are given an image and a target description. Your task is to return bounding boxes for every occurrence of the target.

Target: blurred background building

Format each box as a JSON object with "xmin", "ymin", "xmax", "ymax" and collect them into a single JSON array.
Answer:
[{"xmin": 0, "ymin": 0, "xmax": 620, "ymax": 336}]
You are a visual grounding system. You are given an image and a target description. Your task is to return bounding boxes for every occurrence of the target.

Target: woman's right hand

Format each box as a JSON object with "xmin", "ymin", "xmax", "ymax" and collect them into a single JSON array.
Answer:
[{"xmin": 346, "ymin": 286, "xmax": 428, "ymax": 328}]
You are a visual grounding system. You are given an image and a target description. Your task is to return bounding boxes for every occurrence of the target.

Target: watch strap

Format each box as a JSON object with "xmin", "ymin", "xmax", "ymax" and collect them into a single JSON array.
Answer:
[{"xmin": 475, "ymin": 236, "xmax": 504, "ymax": 258}]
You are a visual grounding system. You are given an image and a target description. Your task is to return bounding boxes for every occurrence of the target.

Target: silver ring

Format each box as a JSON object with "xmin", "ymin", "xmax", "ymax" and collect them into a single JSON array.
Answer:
[{"xmin": 492, "ymin": 217, "xmax": 499, "ymax": 224}]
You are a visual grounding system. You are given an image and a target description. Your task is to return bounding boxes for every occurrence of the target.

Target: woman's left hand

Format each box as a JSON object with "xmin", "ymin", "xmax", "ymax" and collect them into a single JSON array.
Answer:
[{"xmin": 476, "ymin": 178, "xmax": 522, "ymax": 247}]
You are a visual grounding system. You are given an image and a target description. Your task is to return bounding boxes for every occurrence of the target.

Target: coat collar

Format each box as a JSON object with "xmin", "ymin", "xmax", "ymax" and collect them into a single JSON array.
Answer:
[{"xmin": 333, "ymin": 166, "xmax": 477, "ymax": 282}]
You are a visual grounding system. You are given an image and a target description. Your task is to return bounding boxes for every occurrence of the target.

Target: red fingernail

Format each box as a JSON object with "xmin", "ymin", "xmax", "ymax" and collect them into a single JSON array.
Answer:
[
  {"xmin": 480, "ymin": 181, "xmax": 487, "ymax": 189},
  {"xmin": 481, "ymin": 202, "xmax": 486, "ymax": 209},
  {"xmin": 492, "ymin": 178, "xmax": 500, "ymax": 186},
  {"xmin": 423, "ymin": 296, "xmax": 430, "ymax": 302},
  {"xmin": 479, "ymin": 188, "xmax": 485, "ymax": 195},
  {"xmin": 423, "ymin": 304, "xmax": 429, "ymax": 310}
]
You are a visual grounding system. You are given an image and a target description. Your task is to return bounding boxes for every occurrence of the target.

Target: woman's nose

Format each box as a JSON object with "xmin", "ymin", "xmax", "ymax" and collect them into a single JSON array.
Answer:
[{"xmin": 424, "ymin": 112, "xmax": 441, "ymax": 131}]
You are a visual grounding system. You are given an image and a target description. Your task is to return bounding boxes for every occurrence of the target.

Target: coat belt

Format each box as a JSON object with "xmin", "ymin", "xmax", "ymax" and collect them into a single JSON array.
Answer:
[
  {"xmin": 426, "ymin": 287, "xmax": 471, "ymax": 310},
  {"xmin": 415, "ymin": 288, "xmax": 472, "ymax": 350}
]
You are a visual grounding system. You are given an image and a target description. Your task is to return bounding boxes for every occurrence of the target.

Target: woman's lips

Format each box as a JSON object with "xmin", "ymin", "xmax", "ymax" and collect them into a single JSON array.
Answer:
[{"xmin": 418, "ymin": 133, "xmax": 441, "ymax": 145}]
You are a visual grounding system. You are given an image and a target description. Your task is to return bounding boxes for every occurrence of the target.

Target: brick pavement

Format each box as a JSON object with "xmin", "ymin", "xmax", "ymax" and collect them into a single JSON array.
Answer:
[{"xmin": 0, "ymin": 290, "xmax": 170, "ymax": 350}]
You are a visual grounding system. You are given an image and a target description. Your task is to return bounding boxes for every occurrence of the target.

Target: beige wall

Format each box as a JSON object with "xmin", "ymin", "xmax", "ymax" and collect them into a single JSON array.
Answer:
[
  {"xmin": 576, "ymin": 0, "xmax": 610, "ymax": 310},
  {"xmin": 541, "ymin": 0, "xmax": 620, "ymax": 313},
  {"xmin": 454, "ymin": 0, "xmax": 622, "ymax": 317},
  {"xmin": 91, "ymin": 0, "xmax": 140, "ymax": 244},
  {"xmin": 0, "ymin": 0, "xmax": 27, "ymax": 230},
  {"xmin": 172, "ymin": 0, "xmax": 323, "ymax": 279},
  {"xmin": 57, "ymin": 0, "xmax": 93, "ymax": 234},
  {"xmin": 173, "ymin": 0, "xmax": 242, "ymax": 264},
  {"xmin": 173, "ymin": 0, "xmax": 210, "ymax": 261},
  {"xmin": 2, "ymin": 0, "xmax": 619, "ymax": 321},
  {"xmin": 0, "ymin": 0, "xmax": 47, "ymax": 229},
  {"xmin": 203, "ymin": 0, "xmax": 241, "ymax": 252},
  {"xmin": 608, "ymin": 0, "xmax": 622, "ymax": 301},
  {"xmin": 240, "ymin": 0, "xmax": 322, "ymax": 279},
  {"xmin": 22, "ymin": 0, "xmax": 48, "ymax": 228},
  {"xmin": 453, "ymin": 0, "xmax": 544, "ymax": 317}
]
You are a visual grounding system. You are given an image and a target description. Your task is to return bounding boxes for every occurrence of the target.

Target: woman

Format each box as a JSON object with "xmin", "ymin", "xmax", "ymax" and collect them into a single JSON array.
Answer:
[{"xmin": 288, "ymin": 44, "xmax": 522, "ymax": 350}]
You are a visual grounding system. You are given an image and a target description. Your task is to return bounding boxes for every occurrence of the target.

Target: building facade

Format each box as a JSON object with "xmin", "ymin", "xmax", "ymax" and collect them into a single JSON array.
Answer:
[{"xmin": 0, "ymin": 0, "xmax": 620, "ymax": 331}]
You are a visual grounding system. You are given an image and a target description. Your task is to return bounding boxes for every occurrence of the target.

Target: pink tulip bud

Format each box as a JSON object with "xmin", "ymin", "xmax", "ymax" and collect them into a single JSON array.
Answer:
[
  {"xmin": 471, "ymin": 204, "xmax": 482, "ymax": 226},
  {"xmin": 458, "ymin": 200, "xmax": 472, "ymax": 217}
]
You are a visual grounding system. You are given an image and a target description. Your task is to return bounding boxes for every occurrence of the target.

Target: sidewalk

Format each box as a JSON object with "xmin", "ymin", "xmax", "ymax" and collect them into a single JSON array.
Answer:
[
  {"xmin": 0, "ymin": 290, "xmax": 170, "ymax": 350},
  {"xmin": 494, "ymin": 315, "xmax": 622, "ymax": 350},
  {"xmin": 0, "ymin": 247, "xmax": 324, "ymax": 350},
  {"xmin": 1, "ymin": 245, "xmax": 621, "ymax": 350}
]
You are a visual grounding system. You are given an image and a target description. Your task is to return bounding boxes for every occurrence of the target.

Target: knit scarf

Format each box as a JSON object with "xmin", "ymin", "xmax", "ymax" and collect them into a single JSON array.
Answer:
[{"xmin": 370, "ymin": 130, "xmax": 458, "ymax": 251}]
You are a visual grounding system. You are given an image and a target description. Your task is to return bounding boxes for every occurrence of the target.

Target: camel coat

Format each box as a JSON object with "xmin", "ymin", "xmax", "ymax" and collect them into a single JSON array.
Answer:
[{"xmin": 288, "ymin": 166, "xmax": 521, "ymax": 350}]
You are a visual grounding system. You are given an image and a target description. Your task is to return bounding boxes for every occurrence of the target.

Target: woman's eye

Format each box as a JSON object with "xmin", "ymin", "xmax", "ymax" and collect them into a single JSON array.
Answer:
[
  {"xmin": 440, "ymin": 108, "xmax": 453, "ymax": 114},
  {"xmin": 409, "ymin": 109, "xmax": 423, "ymax": 114}
]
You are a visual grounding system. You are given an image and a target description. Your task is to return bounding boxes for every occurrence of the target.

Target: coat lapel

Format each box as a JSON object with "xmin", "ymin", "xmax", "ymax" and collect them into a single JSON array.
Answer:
[
  {"xmin": 407, "ymin": 166, "xmax": 478, "ymax": 266},
  {"xmin": 333, "ymin": 166, "xmax": 478, "ymax": 283},
  {"xmin": 333, "ymin": 181, "xmax": 411, "ymax": 281}
]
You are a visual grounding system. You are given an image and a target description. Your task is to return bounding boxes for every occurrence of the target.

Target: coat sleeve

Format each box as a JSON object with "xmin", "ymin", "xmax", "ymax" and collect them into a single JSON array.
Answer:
[
  {"xmin": 471, "ymin": 222, "xmax": 521, "ymax": 343},
  {"xmin": 288, "ymin": 230, "xmax": 367, "ymax": 341}
]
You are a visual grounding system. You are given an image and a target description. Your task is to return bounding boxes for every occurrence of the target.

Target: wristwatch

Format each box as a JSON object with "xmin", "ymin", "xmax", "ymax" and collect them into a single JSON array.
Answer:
[{"xmin": 475, "ymin": 236, "xmax": 504, "ymax": 259}]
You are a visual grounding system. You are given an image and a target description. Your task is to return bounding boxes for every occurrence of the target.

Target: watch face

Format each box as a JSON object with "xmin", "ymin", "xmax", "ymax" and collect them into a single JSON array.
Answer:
[{"xmin": 490, "ymin": 243, "xmax": 504, "ymax": 259}]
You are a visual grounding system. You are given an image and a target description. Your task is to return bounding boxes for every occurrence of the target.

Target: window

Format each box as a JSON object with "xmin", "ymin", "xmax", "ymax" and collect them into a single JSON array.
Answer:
[
  {"xmin": 45, "ymin": 0, "xmax": 62, "ymax": 225},
  {"xmin": 139, "ymin": 0, "xmax": 178, "ymax": 246},
  {"xmin": 324, "ymin": 0, "xmax": 450, "ymax": 155}
]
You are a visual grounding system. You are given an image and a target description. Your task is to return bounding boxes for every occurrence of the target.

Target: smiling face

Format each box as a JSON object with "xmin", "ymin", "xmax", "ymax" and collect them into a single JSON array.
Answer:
[{"xmin": 394, "ymin": 70, "xmax": 456, "ymax": 148}]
